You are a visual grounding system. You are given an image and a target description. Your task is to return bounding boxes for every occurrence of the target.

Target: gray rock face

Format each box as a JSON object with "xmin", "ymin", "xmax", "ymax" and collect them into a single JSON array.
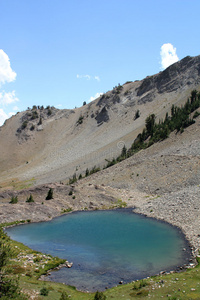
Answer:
[
  {"xmin": 95, "ymin": 106, "xmax": 110, "ymax": 124},
  {"xmin": 137, "ymin": 55, "xmax": 200, "ymax": 103}
]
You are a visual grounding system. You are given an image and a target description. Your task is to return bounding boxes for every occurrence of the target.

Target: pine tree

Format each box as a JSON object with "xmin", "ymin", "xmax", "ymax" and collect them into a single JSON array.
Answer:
[
  {"xmin": 121, "ymin": 145, "xmax": 127, "ymax": 158},
  {"xmin": 46, "ymin": 188, "xmax": 53, "ymax": 200},
  {"xmin": 9, "ymin": 196, "xmax": 18, "ymax": 204},
  {"xmin": 85, "ymin": 168, "xmax": 89, "ymax": 177},
  {"xmin": 94, "ymin": 291, "xmax": 106, "ymax": 300},
  {"xmin": 26, "ymin": 194, "xmax": 34, "ymax": 203},
  {"xmin": 145, "ymin": 114, "xmax": 155, "ymax": 137}
]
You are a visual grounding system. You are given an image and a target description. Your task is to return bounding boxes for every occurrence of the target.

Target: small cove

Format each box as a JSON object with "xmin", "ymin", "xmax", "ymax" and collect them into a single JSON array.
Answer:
[{"xmin": 5, "ymin": 208, "xmax": 192, "ymax": 292}]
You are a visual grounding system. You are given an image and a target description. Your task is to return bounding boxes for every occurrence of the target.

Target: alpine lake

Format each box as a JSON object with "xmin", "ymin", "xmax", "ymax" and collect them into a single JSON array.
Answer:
[{"xmin": 5, "ymin": 208, "xmax": 192, "ymax": 292}]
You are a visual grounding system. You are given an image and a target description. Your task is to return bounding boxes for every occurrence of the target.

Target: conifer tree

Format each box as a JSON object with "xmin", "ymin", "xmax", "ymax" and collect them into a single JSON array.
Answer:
[{"xmin": 46, "ymin": 188, "xmax": 53, "ymax": 200}]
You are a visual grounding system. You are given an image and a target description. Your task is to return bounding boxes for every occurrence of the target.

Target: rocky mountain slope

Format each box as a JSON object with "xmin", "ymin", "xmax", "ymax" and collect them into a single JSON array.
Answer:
[
  {"xmin": 0, "ymin": 55, "xmax": 200, "ymax": 188},
  {"xmin": 0, "ymin": 54, "xmax": 200, "ymax": 254},
  {"xmin": 0, "ymin": 114, "xmax": 200, "ymax": 253}
]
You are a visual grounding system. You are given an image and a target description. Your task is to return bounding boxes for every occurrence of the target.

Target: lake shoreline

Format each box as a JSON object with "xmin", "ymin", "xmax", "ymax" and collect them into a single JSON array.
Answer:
[
  {"xmin": 41, "ymin": 209, "xmax": 198, "ymax": 292},
  {"xmin": 4, "ymin": 207, "xmax": 197, "ymax": 292},
  {"xmin": 4, "ymin": 206, "xmax": 196, "ymax": 259}
]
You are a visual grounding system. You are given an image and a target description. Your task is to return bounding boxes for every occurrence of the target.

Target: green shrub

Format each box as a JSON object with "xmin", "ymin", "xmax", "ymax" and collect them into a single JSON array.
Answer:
[
  {"xmin": 193, "ymin": 111, "xmax": 200, "ymax": 118},
  {"xmin": 132, "ymin": 279, "xmax": 148, "ymax": 290},
  {"xmin": 121, "ymin": 145, "xmax": 127, "ymax": 158},
  {"xmin": 89, "ymin": 166, "xmax": 101, "ymax": 175},
  {"xmin": 40, "ymin": 287, "xmax": 49, "ymax": 296},
  {"xmin": 85, "ymin": 168, "xmax": 89, "ymax": 177},
  {"xmin": 26, "ymin": 194, "xmax": 34, "ymax": 203},
  {"xmin": 60, "ymin": 291, "xmax": 69, "ymax": 299},
  {"xmin": 0, "ymin": 276, "xmax": 21, "ymax": 298},
  {"xmin": 116, "ymin": 83, "xmax": 123, "ymax": 94},
  {"xmin": 12, "ymin": 265, "xmax": 25, "ymax": 274},
  {"xmin": 77, "ymin": 115, "xmax": 84, "ymax": 124},
  {"xmin": 21, "ymin": 121, "xmax": 28, "ymax": 129},
  {"xmin": 134, "ymin": 109, "xmax": 140, "ymax": 120},
  {"xmin": 30, "ymin": 124, "xmax": 35, "ymax": 131},
  {"xmin": 69, "ymin": 173, "xmax": 77, "ymax": 184},
  {"xmin": 117, "ymin": 199, "xmax": 127, "ymax": 208},
  {"xmin": 139, "ymin": 279, "xmax": 148, "ymax": 288},
  {"xmin": 47, "ymin": 108, "xmax": 52, "ymax": 116},
  {"xmin": 33, "ymin": 256, "xmax": 41, "ymax": 263},
  {"xmin": 31, "ymin": 110, "xmax": 38, "ymax": 120},
  {"xmin": 38, "ymin": 116, "xmax": 42, "ymax": 125},
  {"xmin": 10, "ymin": 196, "xmax": 18, "ymax": 204},
  {"xmin": 94, "ymin": 291, "xmax": 106, "ymax": 300},
  {"xmin": 0, "ymin": 234, "xmax": 26, "ymax": 299},
  {"xmin": 61, "ymin": 208, "xmax": 72, "ymax": 213}
]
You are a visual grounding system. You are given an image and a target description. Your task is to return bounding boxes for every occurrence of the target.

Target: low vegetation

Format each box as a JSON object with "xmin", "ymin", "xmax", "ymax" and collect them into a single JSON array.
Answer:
[
  {"xmin": 17, "ymin": 105, "xmax": 54, "ymax": 133},
  {"xmin": 134, "ymin": 109, "xmax": 140, "ymax": 120},
  {"xmin": 94, "ymin": 291, "xmax": 106, "ymax": 299},
  {"xmin": 0, "ymin": 226, "xmax": 27, "ymax": 299},
  {"xmin": 77, "ymin": 114, "xmax": 84, "ymax": 125},
  {"xmin": 61, "ymin": 208, "xmax": 72, "ymax": 214},
  {"xmin": 9, "ymin": 196, "xmax": 18, "ymax": 204},
  {"xmin": 68, "ymin": 166, "xmax": 100, "ymax": 184},
  {"xmin": 40, "ymin": 286, "xmax": 49, "ymax": 296},
  {"xmin": 26, "ymin": 194, "xmax": 34, "ymax": 203}
]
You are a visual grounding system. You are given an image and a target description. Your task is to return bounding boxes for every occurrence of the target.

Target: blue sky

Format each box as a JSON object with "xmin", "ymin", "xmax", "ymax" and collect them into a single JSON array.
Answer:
[{"xmin": 0, "ymin": 0, "xmax": 200, "ymax": 125}]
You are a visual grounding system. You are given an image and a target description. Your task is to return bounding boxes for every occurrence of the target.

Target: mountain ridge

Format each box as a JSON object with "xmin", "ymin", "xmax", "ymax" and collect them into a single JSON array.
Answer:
[
  {"xmin": 0, "ymin": 54, "xmax": 200, "ymax": 187},
  {"xmin": 0, "ymin": 55, "xmax": 200, "ymax": 254}
]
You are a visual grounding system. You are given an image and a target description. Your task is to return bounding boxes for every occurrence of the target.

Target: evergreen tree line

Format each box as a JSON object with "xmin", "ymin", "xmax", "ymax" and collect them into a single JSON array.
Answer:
[
  {"xmin": 105, "ymin": 89, "xmax": 200, "ymax": 166},
  {"xmin": 68, "ymin": 166, "xmax": 100, "ymax": 184},
  {"xmin": 9, "ymin": 189, "xmax": 53, "ymax": 204},
  {"xmin": 68, "ymin": 90, "xmax": 200, "ymax": 183}
]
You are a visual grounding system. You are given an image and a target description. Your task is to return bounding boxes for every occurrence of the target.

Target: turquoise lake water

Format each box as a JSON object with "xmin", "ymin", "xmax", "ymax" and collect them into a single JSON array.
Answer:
[{"xmin": 6, "ymin": 209, "xmax": 191, "ymax": 291}]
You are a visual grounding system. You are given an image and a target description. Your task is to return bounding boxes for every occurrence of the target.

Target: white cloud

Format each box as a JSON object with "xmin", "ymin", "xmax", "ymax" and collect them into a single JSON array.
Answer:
[
  {"xmin": 0, "ymin": 109, "xmax": 8, "ymax": 125},
  {"xmin": 0, "ymin": 50, "xmax": 19, "ymax": 126},
  {"xmin": 13, "ymin": 106, "xmax": 19, "ymax": 111},
  {"xmin": 8, "ymin": 111, "xmax": 15, "ymax": 117},
  {"xmin": 89, "ymin": 92, "xmax": 103, "ymax": 102},
  {"xmin": 160, "ymin": 43, "xmax": 179, "ymax": 70},
  {"xmin": 0, "ymin": 90, "xmax": 19, "ymax": 105},
  {"xmin": 94, "ymin": 76, "xmax": 100, "ymax": 81},
  {"xmin": 85, "ymin": 75, "xmax": 91, "ymax": 80},
  {"xmin": 77, "ymin": 74, "xmax": 100, "ymax": 81},
  {"xmin": 0, "ymin": 49, "xmax": 16, "ymax": 85},
  {"xmin": 0, "ymin": 109, "xmax": 15, "ymax": 126},
  {"xmin": 77, "ymin": 74, "xmax": 91, "ymax": 80}
]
